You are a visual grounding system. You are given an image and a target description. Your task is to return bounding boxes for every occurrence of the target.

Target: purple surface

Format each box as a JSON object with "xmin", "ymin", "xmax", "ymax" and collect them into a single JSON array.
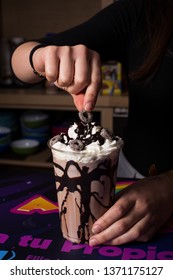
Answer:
[{"xmin": 0, "ymin": 165, "xmax": 173, "ymax": 260}]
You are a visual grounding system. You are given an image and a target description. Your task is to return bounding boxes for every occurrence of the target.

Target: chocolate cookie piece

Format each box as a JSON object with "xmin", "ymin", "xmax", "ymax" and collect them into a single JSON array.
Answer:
[
  {"xmin": 69, "ymin": 139, "xmax": 85, "ymax": 151},
  {"xmin": 78, "ymin": 110, "xmax": 93, "ymax": 124},
  {"xmin": 100, "ymin": 128, "xmax": 114, "ymax": 140}
]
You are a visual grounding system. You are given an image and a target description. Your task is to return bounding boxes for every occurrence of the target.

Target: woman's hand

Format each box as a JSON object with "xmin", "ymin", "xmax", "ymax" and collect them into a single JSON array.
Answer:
[
  {"xmin": 11, "ymin": 43, "xmax": 102, "ymax": 111},
  {"xmin": 33, "ymin": 44, "xmax": 102, "ymax": 111},
  {"xmin": 89, "ymin": 173, "xmax": 173, "ymax": 246}
]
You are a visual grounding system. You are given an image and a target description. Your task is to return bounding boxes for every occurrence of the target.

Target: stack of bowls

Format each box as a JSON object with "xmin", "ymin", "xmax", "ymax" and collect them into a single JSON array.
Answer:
[
  {"xmin": 0, "ymin": 110, "xmax": 19, "ymax": 139},
  {"xmin": 0, "ymin": 126, "xmax": 11, "ymax": 152},
  {"xmin": 20, "ymin": 110, "xmax": 50, "ymax": 145},
  {"xmin": 10, "ymin": 139, "xmax": 40, "ymax": 156}
]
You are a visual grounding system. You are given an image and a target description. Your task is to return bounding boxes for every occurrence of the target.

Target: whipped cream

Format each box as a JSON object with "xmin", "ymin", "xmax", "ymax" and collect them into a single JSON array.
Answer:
[{"xmin": 50, "ymin": 111, "xmax": 123, "ymax": 163}]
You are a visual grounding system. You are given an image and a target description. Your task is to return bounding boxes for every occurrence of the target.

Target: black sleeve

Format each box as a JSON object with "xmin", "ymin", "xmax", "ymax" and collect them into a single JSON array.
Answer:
[{"xmin": 36, "ymin": 0, "xmax": 143, "ymax": 63}]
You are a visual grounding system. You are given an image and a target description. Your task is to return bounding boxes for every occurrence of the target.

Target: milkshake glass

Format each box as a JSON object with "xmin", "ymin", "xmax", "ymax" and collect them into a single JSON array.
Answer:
[{"xmin": 48, "ymin": 135, "xmax": 123, "ymax": 244}]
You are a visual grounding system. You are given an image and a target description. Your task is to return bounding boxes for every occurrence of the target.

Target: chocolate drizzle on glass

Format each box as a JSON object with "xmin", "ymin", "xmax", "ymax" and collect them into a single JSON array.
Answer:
[
  {"xmin": 54, "ymin": 159, "xmax": 117, "ymax": 244},
  {"xmin": 49, "ymin": 110, "xmax": 122, "ymax": 244}
]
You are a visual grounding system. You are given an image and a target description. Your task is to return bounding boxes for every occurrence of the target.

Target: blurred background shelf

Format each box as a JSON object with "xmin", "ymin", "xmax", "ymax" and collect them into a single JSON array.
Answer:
[
  {"xmin": 0, "ymin": 146, "xmax": 52, "ymax": 168},
  {"xmin": 0, "ymin": 0, "xmax": 128, "ymax": 168},
  {"xmin": 0, "ymin": 88, "xmax": 128, "ymax": 130},
  {"xmin": 0, "ymin": 88, "xmax": 128, "ymax": 168}
]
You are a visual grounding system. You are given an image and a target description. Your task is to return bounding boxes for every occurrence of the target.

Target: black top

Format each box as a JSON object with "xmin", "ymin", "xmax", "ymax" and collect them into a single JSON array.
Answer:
[{"xmin": 37, "ymin": 0, "xmax": 173, "ymax": 176}]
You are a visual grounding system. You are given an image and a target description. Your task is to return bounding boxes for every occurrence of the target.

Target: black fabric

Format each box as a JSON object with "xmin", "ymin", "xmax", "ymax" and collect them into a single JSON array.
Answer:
[{"xmin": 35, "ymin": 0, "xmax": 173, "ymax": 176}]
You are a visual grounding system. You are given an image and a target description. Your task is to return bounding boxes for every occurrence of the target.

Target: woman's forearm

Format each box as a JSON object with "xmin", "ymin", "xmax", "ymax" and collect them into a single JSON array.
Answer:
[{"xmin": 11, "ymin": 41, "xmax": 44, "ymax": 84}]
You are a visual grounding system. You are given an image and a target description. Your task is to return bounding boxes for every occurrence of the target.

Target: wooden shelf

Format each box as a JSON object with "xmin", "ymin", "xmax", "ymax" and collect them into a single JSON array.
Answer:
[
  {"xmin": 0, "ymin": 88, "xmax": 128, "ymax": 109},
  {"xmin": 0, "ymin": 87, "xmax": 128, "ymax": 130},
  {"xmin": 0, "ymin": 147, "xmax": 53, "ymax": 168},
  {"xmin": 0, "ymin": 87, "xmax": 128, "ymax": 167}
]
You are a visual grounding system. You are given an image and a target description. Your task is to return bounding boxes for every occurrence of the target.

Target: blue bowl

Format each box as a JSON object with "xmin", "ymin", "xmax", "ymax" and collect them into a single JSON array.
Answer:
[
  {"xmin": 10, "ymin": 139, "xmax": 40, "ymax": 155},
  {"xmin": 0, "ymin": 126, "xmax": 11, "ymax": 138},
  {"xmin": 21, "ymin": 111, "xmax": 49, "ymax": 128}
]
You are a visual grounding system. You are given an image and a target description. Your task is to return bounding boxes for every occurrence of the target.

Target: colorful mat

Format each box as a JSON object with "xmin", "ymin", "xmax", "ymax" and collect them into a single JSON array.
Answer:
[{"xmin": 0, "ymin": 166, "xmax": 173, "ymax": 260}]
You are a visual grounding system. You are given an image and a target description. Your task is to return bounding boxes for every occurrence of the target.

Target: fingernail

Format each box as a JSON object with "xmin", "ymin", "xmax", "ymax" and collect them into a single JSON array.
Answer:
[
  {"xmin": 89, "ymin": 238, "xmax": 98, "ymax": 247},
  {"xmin": 84, "ymin": 101, "xmax": 93, "ymax": 111},
  {"xmin": 92, "ymin": 224, "xmax": 102, "ymax": 234}
]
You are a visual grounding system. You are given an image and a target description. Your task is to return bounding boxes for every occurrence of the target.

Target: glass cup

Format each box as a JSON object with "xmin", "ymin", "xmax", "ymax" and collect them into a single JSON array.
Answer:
[{"xmin": 48, "ymin": 136, "xmax": 123, "ymax": 244}]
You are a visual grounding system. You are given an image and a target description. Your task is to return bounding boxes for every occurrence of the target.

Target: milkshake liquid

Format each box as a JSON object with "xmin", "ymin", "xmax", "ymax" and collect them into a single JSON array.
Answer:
[{"xmin": 49, "ymin": 137, "xmax": 122, "ymax": 244}]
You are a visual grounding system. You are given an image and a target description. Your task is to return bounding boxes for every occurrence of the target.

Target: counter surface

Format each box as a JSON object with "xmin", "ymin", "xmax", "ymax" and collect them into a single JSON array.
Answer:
[{"xmin": 0, "ymin": 165, "xmax": 173, "ymax": 260}]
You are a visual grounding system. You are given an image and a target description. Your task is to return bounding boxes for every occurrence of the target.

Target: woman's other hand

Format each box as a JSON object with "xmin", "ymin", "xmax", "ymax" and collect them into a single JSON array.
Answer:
[{"xmin": 89, "ymin": 174, "xmax": 173, "ymax": 246}]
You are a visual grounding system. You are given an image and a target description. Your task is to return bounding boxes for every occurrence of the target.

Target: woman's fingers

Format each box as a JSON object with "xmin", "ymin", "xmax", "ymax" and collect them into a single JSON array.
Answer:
[
  {"xmin": 89, "ymin": 196, "xmax": 135, "ymax": 246},
  {"xmin": 92, "ymin": 190, "xmax": 136, "ymax": 235},
  {"xmin": 72, "ymin": 93, "xmax": 85, "ymax": 112},
  {"xmin": 67, "ymin": 45, "xmax": 91, "ymax": 93},
  {"xmin": 35, "ymin": 44, "xmax": 101, "ymax": 111},
  {"xmin": 56, "ymin": 46, "xmax": 74, "ymax": 87},
  {"xmin": 89, "ymin": 174, "xmax": 173, "ymax": 246},
  {"xmin": 89, "ymin": 213, "xmax": 153, "ymax": 246},
  {"xmin": 70, "ymin": 50, "xmax": 102, "ymax": 111},
  {"xmin": 34, "ymin": 46, "xmax": 59, "ymax": 80},
  {"xmin": 83, "ymin": 50, "xmax": 102, "ymax": 111}
]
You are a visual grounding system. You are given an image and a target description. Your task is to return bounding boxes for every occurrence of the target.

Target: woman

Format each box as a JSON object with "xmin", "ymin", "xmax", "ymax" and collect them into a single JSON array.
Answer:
[{"xmin": 11, "ymin": 0, "xmax": 173, "ymax": 246}]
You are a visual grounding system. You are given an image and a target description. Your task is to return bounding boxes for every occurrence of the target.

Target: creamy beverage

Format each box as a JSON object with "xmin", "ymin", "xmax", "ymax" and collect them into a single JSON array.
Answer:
[{"xmin": 48, "ymin": 111, "xmax": 123, "ymax": 243}]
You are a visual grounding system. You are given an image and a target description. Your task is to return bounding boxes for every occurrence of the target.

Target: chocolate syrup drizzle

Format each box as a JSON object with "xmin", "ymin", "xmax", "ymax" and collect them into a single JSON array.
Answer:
[
  {"xmin": 54, "ymin": 158, "xmax": 117, "ymax": 244},
  {"xmin": 51, "ymin": 111, "xmax": 120, "ymax": 243}
]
